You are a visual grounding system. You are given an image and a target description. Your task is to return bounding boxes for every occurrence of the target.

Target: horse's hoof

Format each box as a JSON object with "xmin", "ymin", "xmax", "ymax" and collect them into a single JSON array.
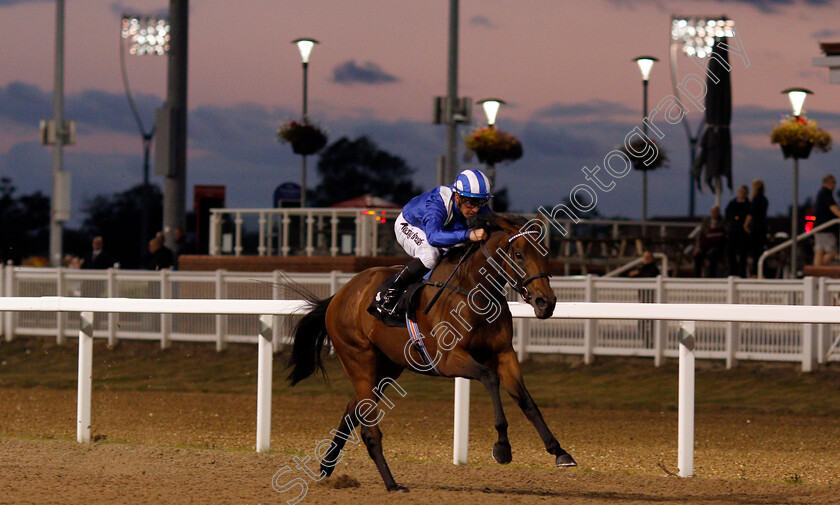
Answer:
[
  {"xmin": 388, "ymin": 484, "xmax": 410, "ymax": 493},
  {"xmin": 555, "ymin": 453, "xmax": 577, "ymax": 467},
  {"xmin": 492, "ymin": 442, "xmax": 512, "ymax": 464},
  {"xmin": 320, "ymin": 464, "xmax": 335, "ymax": 478}
]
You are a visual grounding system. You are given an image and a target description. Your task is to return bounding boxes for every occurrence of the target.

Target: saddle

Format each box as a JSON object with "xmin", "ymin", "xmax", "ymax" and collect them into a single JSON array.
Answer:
[{"xmin": 366, "ymin": 273, "xmax": 430, "ymax": 328}]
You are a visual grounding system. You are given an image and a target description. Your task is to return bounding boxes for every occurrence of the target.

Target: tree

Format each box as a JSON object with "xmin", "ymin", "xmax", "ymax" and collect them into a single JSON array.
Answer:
[
  {"xmin": 0, "ymin": 177, "xmax": 51, "ymax": 264},
  {"xmin": 81, "ymin": 184, "xmax": 163, "ymax": 269},
  {"xmin": 313, "ymin": 136, "xmax": 423, "ymax": 206}
]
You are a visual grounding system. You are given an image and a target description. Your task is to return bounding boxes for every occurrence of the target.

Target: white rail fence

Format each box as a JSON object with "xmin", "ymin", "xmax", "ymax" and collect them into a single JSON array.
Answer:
[
  {"xmin": 3, "ymin": 297, "xmax": 839, "ymax": 478},
  {"xmin": 208, "ymin": 207, "xmax": 698, "ymax": 258},
  {"xmin": 2, "ymin": 265, "xmax": 839, "ymax": 370}
]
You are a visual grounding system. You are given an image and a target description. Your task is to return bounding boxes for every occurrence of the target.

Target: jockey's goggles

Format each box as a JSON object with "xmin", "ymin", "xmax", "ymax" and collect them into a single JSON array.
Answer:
[{"xmin": 460, "ymin": 196, "xmax": 489, "ymax": 209}]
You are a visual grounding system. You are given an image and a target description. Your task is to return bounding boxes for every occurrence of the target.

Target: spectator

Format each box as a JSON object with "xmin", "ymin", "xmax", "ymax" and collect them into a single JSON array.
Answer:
[
  {"xmin": 813, "ymin": 174, "xmax": 840, "ymax": 266},
  {"xmin": 81, "ymin": 236, "xmax": 114, "ymax": 269},
  {"xmin": 629, "ymin": 250, "xmax": 660, "ymax": 348},
  {"xmin": 743, "ymin": 179, "xmax": 768, "ymax": 277},
  {"xmin": 146, "ymin": 235, "xmax": 174, "ymax": 270},
  {"xmin": 694, "ymin": 206, "xmax": 725, "ymax": 277},
  {"xmin": 628, "ymin": 250, "xmax": 661, "ymax": 278},
  {"xmin": 725, "ymin": 185, "xmax": 750, "ymax": 277},
  {"xmin": 173, "ymin": 226, "xmax": 196, "ymax": 268}
]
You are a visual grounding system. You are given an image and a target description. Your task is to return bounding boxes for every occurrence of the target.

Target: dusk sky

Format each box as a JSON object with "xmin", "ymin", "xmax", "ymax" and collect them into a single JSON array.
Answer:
[{"xmin": 2, "ymin": 0, "xmax": 840, "ymax": 228}]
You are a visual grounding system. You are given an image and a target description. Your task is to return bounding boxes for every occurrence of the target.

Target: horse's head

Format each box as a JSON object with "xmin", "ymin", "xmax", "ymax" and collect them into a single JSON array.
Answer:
[{"xmin": 478, "ymin": 214, "xmax": 556, "ymax": 320}]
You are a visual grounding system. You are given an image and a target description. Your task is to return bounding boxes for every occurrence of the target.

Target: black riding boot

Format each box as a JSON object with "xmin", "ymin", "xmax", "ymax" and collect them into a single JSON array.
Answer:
[{"xmin": 377, "ymin": 258, "xmax": 430, "ymax": 314}]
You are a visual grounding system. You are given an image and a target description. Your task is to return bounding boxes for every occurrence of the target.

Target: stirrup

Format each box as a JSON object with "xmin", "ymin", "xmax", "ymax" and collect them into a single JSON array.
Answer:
[{"xmin": 376, "ymin": 288, "xmax": 402, "ymax": 315}]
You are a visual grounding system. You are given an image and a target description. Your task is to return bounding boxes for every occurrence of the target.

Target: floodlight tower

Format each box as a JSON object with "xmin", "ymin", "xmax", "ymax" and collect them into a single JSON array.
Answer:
[
  {"xmin": 120, "ymin": 13, "xmax": 170, "ymax": 259},
  {"xmin": 670, "ymin": 16, "xmax": 735, "ymax": 216}
]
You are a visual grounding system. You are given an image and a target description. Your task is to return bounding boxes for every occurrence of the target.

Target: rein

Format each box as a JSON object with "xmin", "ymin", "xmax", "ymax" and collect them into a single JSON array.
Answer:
[
  {"xmin": 422, "ymin": 242, "xmax": 478, "ymax": 314},
  {"xmin": 423, "ymin": 227, "xmax": 552, "ymax": 315}
]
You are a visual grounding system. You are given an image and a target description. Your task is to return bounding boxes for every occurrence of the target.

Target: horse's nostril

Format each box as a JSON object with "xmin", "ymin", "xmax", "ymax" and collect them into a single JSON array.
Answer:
[{"xmin": 535, "ymin": 297, "xmax": 547, "ymax": 309}]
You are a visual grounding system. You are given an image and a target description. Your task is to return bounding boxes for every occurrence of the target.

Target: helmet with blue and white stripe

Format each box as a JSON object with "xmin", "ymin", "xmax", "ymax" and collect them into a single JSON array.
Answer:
[{"xmin": 453, "ymin": 169, "xmax": 493, "ymax": 199}]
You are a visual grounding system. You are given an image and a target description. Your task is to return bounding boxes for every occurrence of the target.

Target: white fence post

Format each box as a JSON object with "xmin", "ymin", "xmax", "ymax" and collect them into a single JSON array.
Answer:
[
  {"xmin": 77, "ymin": 311, "xmax": 94, "ymax": 443},
  {"xmin": 215, "ymin": 269, "xmax": 227, "ymax": 352},
  {"xmin": 160, "ymin": 270, "xmax": 171, "ymax": 350},
  {"xmin": 3, "ymin": 262, "xmax": 13, "ymax": 342},
  {"xmin": 654, "ymin": 275, "xmax": 665, "ymax": 367},
  {"xmin": 725, "ymin": 276, "xmax": 739, "ymax": 369},
  {"xmin": 453, "ymin": 377, "xmax": 470, "ymax": 465},
  {"xmin": 678, "ymin": 320, "xmax": 695, "ymax": 478},
  {"xmin": 802, "ymin": 277, "xmax": 816, "ymax": 372},
  {"xmin": 56, "ymin": 268, "xmax": 66, "ymax": 345},
  {"xmin": 515, "ymin": 318, "xmax": 529, "ymax": 363},
  {"xmin": 817, "ymin": 277, "xmax": 828, "ymax": 363},
  {"xmin": 583, "ymin": 274, "xmax": 595, "ymax": 364},
  {"xmin": 272, "ymin": 270, "xmax": 282, "ymax": 352},
  {"xmin": 107, "ymin": 268, "xmax": 117, "ymax": 347},
  {"xmin": 256, "ymin": 315, "xmax": 273, "ymax": 453}
]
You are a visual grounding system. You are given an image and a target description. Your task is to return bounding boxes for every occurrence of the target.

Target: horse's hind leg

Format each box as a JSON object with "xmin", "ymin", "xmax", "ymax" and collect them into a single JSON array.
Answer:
[
  {"xmin": 496, "ymin": 351, "xmax": 577, "ymax": 467},
  {"xmin": 320, "ymin": 399, "xmax": 360, "ymax": 477}
]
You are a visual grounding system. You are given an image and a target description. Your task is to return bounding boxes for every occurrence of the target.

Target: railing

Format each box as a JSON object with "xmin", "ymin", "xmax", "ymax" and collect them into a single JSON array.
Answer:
[
  {"xmin": 4, "ymin": 296, "xmax": 839, "ymax": 479},
  {"xmin": 207, "ymin": 207, "xmax": 698, "ymax": 258},
  {"xmin": 603, "ymin": 252, "xmax": 669, "ymax": 277},
  {"xmin": 3, "ymin": 265, "xmax": 838, "ymax": 370},
  {"xmin": 758, "ymin": 217, "xmax": 840, "ymax": 279}
]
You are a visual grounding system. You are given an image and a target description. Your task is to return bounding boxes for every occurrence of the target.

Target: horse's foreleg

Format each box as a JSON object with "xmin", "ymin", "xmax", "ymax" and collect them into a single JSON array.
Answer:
[
  {"xmin": 440, "ymin": 349, "xmax": 511, "ymax": 464},
  {"xmin": 496, "ymin": 351, "xmax": 577, "ymax": 467}
]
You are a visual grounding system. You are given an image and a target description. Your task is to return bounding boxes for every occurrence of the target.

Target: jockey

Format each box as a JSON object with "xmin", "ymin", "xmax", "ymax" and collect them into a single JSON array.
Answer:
[{"xmin": 375, "ymin": 168, "xmax": 493, "ymax": 315}]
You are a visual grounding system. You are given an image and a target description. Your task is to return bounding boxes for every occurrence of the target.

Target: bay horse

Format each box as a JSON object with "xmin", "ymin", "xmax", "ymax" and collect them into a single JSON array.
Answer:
[{"xmin": 286, "ymin": 214, "xmax": 576, "ymax": 492}]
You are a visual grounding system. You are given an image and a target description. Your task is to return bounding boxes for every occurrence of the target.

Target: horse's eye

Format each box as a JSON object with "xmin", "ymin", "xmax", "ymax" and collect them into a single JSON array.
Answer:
[{"xmin": 515, "ymin": 252, "xmax": 523, "ymax": 260}]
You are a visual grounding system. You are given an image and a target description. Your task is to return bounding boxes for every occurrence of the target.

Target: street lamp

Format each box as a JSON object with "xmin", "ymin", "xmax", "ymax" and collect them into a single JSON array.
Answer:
[
  {"xmin": 120, "ymin": 13, "xmax": 170, "ymax": 264},
  {"xmin": 633, "ymin": 56, "xmax": 658, "ymax": 228},
  {"xmin": 670, "ymin": 16, "xmax": 735, "ymax": 216},
  {"xmin": 477, "ymin": 98, "xmax": 505, "ymax": 209},
  {"xmin": 292, "ymin": 38, "xmax": 319, "ymax": 211},
  {"xmin": 782, "ymin": 86, "xmax": 814, "ymax": 277}
]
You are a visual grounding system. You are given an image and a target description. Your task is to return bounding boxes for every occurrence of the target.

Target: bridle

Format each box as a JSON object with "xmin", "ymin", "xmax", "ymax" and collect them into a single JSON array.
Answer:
[{"xmin": 480, "ymin": 229, "xmax": 551, "ymax": 303}]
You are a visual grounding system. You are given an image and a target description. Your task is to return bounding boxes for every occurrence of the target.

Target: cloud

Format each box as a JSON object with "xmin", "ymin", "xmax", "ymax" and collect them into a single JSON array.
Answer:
[
  {"xmin": 109, "ymin": 2, "xmax": 170, "ymax": 19},
  {"xmin": 332, "ymin": 60, "xmax": 399, "ymax": 85},
  {"xmin": 0, "ymin": 0, "xmax": 50, "ymax": 6},
  {"xmin": 0, "ymin": 81, "xmax": 161, "ymax": 135},
  {"xmin": 469, "ymin": 15, "xmax": 496, "ymax": 28},
  {"xmin": 710, "ymin": 0, "xmax": 833, "ymax": 12},
  {"xmin": 533, "ymin": 99, "xmax": 636, "ymax": 122},
  {"xmin": 812, "ymin": 28, "xmax": 840, "ymax": 39}
]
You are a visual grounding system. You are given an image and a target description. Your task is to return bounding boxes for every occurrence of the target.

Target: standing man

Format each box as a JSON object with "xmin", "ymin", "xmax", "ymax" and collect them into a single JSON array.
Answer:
[
  {"xmin": 743, "ymin": 179, "xmax": 768, "ymax": 277},
  {"xmin": 813, "ymin": 174, "xmax": 840, "ymax": 266},
  {"xmin": 81, "ymin": 236, "xmax": 113, "ymax": 269},
  {"xmin": 725, "ymin": 185, "xmax": 750, "ymax": 277}
]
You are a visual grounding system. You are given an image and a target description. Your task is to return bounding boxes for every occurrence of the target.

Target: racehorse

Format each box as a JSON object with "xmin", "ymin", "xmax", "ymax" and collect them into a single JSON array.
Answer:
[{"xmin": 286, "ymin": 213, "xmax": 576, "ymax": 492}]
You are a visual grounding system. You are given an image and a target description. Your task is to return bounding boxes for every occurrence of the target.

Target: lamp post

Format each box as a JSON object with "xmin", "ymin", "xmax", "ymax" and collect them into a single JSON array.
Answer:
[
  {"xmin": 633, "ymin": 56, "xmax": 658, "ymax": 230},
  {"xmin": 120, "ymin": 13, "xmax": 170, "ymax": 263},
  {"xmin": 292, "ymin": 38, "xmax": 318, "ymax": 211},
  {"xmin": 782, "ymin": 87, "xmax": 813, "ymax": 277},
  {"xmin": 477, "ymin": 98, "xmax": 504, "ymax": 209}
]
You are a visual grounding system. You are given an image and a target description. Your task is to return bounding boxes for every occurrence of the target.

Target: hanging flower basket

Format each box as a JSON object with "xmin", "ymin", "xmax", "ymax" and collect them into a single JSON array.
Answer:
[
  {"xmin": 463, "ymin": 126, "xmax": 523, "ymax": 165},
  {"xmin": 277, "ymin": 119, "xmax": 328, "ymax": 155},
  {"xmin": 771, "ymin": 115, "xmax": 832, "ymax": 160},
  {"xmin": 619, "ymin": 138, "xmax": 668, "ymax": 171}
]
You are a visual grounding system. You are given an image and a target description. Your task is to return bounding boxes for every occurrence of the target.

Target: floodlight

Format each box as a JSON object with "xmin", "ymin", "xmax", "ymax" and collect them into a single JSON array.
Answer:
[
  {"xmin": 782, "ymin": 87, "xmax": 813, "ymax": 117},
  {"xmin": 477, "ymin": 98, "xmax": 505, "ymax": 126},
  {"xmin": 121, "ymin": 14, "xmax": 170, "ymax": 56},
  {"xmin": 633, "ymin": 56, "xmax": 658, "ymax": 81},
  {"xmin": 670, "ymin": 17, "xmax": 734, "ymax": 58},
  {"xmin": 293, "ymin": 38, "xmax": 319, "ymax": 64}
]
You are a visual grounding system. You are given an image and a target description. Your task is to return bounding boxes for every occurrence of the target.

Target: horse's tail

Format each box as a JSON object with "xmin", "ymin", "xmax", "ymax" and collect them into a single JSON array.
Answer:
[{"xmin": 287, "ymin": 294, "xmax": 334, "ymax": 386}]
